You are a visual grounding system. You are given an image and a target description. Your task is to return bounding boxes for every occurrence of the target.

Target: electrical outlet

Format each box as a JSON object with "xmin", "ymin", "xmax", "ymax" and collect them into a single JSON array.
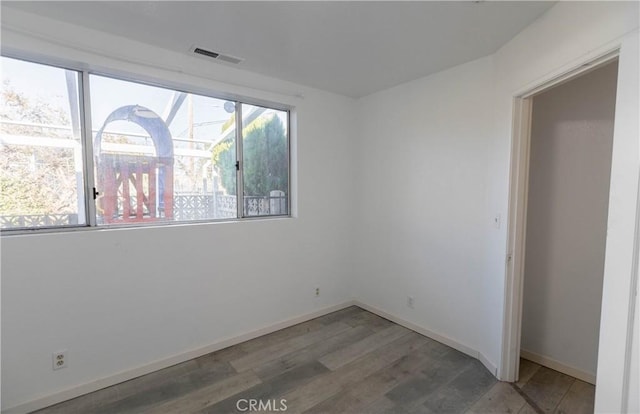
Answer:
[
  {"xmin": 407, "ymin": 296, "xmax": 415, "ymax": 309},
  {"xmin": 315, "ymin": 287, "xmax": 320, "ymax": 297},
  {"xmin": 53, "ymin": 350, "xmax": 67, "ymax": 370}
]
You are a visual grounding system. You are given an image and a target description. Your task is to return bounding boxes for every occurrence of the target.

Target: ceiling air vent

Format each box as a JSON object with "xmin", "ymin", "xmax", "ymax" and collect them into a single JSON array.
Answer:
[
  {"xmin": 191, "ymin": 46, "xmax": 243, "ymax": 64},
  {"xmin": 193, "ymin": 47, "xmax": 219, "ymax": 59}
]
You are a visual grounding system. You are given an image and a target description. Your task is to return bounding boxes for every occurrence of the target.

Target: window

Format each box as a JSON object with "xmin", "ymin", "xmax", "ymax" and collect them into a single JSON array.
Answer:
[
  {"xmin": 0, "ymin": 56, "xmax": 290, "ymax": 231},
  {"xmin": 240, "ymin": 104, "xmax": 289, "ymax": 217},
  {"xmin": 90, "ymin": 75, "xmax": 238, "ymax": 224},
  {"xmin": 0, "ymin": 58, "xmax": 86, "ymax": 228}
]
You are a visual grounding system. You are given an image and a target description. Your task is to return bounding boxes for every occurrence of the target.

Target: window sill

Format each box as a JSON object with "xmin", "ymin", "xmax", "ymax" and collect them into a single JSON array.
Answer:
[{"xmin": 0, "ymin": 214, "xmax": 293, "ymax": 237}]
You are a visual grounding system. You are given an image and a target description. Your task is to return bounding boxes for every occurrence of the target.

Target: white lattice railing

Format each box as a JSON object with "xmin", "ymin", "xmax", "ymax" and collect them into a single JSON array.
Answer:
[{"xmin": 0, "ymin": 193, "xmax": 287, "ymax": 228}]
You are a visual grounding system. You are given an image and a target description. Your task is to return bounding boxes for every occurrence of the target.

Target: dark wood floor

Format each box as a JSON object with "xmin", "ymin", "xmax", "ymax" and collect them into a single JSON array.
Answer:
[{"xmin": 33, "ymin": 306, "xmax": 595, "ymax": 413}]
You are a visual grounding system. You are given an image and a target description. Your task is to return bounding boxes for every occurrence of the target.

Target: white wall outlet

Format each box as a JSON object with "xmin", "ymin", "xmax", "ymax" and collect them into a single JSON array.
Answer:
[
  {"xmin": 407, "ymin": 296, "xmax": 415, "ymax": 309},
  {"xmin": 493, "ymin": 214, "xmax": 501, "ymax": 229},
  {"xmin": 53, "ymin": 350, "xmax": 67, "ymax": 370},
  {"xmin": 315, "ymin": 287, "xmax": 320, "ymax": 297}
]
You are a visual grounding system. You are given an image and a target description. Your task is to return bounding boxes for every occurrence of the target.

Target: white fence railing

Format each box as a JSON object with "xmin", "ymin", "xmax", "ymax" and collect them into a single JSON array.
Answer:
[{"xmin": 1, "ymin": 193, "xmax": 287, "ymax": 229}]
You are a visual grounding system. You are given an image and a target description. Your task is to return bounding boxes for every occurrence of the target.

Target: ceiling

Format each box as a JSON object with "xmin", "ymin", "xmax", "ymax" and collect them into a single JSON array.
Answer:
[{"xmin": 3, "ymin": 1, "xmax": 554, "ymax": 98}]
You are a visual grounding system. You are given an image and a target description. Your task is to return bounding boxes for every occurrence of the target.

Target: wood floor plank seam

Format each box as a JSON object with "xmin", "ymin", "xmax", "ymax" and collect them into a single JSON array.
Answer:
[
  {"xmin": 281, "ymin": 332, "xmax": 418, "ymax": 413},
  {"xmin": 144, "ymin": 371, "xmax": 263, "ymax": 414},
  {"xmin": 510, "ymin": 382, "xmax": 546, "ymax": 414},
  {"xmin": 302, "ymin": 339, "xmax": 446, "ymax": 414},
  {"xmin": 252, "ymin": 325, "xmax": 375, "ymax": 381},
  {"xmin": 230, "ymin": 321, "xmax": 352, "ymax": 372},
  {"xmin": 384, "ymin": 349, "xmax": 477, "ymax": 412},
  {"xmin": 199, "ymin": 361, "xmax": 331, "ymax": 414},
  {"xmin": 550, "ymin": 378, "xmax": 581, "ymax": 414},
  {"xmin": 464, "ymin": 382, "xmax": 528, "ymax": 414},
  {"xmin": 318, "ymin": 324, "xmax": 411, "ymax": 370}
]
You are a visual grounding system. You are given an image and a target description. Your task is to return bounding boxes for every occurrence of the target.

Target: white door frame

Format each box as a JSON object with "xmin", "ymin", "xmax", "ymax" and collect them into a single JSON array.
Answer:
[{"xmin": 501, "ymin": 48, "xmax": 623, "ymax": 383}]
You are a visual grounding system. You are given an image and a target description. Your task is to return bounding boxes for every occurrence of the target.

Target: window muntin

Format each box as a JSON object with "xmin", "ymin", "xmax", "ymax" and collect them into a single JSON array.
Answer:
[
  {"xmin": 0, "ymin": 56, "xmax": 86, "ymax": 229},
  {"xmin": 0, "ymin": 56, "xmax": 290, "ymax": 231}
]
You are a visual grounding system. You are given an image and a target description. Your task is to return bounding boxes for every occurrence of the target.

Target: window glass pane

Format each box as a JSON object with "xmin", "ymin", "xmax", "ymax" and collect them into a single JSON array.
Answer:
[
  {"xmin": 90, "ymin": 75, "xmax": 237, "ymax": 225},
  {"xmin": 241, "ymin": 104, "xmax": 289, "ymax": 216},
  {"xmin": 0, "ymin": 57, "xmax": 86, "ymax": 229}
]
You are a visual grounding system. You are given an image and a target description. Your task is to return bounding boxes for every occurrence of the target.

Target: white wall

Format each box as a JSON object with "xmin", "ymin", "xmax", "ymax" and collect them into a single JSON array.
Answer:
[
  {"xmin": 353, "ymin": 55, "xmax": 494, "ymax": 368},
  {"xmin": 355, "ymin": 2, "xmax": 639, "ymax": 412},
  {"xmin": 521, "ymin": 61, "xmax": 618, "ymax": 379},
  {"xmin": 0, "ymin": 8, "xmax": 357, "ymax": 412}
]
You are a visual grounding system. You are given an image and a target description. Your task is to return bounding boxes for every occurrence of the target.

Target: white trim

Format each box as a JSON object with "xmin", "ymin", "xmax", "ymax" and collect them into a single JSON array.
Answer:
[
  {"xmin": 520, "ymin": 349, "xmax": 596, "ymax": 385},
  {"xmin": 354, "ymin": 301, "xmax": 498, "ymax": 377},
  {"xmin": 622, "ymin": 169, "xmax": 640, "ymax": 413},
  {"xmin": 501, "ymin": 96, "xmax": 533, "ymax": 383},
  {"xmin": 236, "ymin": 102, "xmax": 244, "ymax": 219},
  {"xmin": 508, "ymin": 35, "xmax": 630, "ymax": 99},
  {"xmin": 477, "ymin": 352, "xmax": 498, "ymax": 378},
  {"xmin": 1, "ymin": 301, "xmax": 356, "ymax": 414},
  {"xmin": 79, "ymin": 70, "xmax": 96, "ymax": 228},
  {"xmin": 520, "ymin": 50, "xmax": 620, "ymax": 99}
]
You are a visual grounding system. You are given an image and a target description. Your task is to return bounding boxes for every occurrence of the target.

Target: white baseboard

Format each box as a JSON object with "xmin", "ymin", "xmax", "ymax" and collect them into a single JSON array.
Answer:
[
  {"xmin": 478, "ymin": 352, "xmax": 498, "ymax": 378},
  {"xmin": 353, "ymin": 301, "xmax": 498, "ymax": 377},
  {"xmin": 520, "ymin": 349, "xmax": 596, "ymax": 384},
  {"xmin": 2, "ymin": 301, "xmax": 357, "ymax": 414}
]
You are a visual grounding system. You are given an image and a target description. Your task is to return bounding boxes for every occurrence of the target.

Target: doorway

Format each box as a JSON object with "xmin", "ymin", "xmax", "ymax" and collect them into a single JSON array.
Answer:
[
  {"xmin": 520, "ymin": 59, "xmax": 618, "ymax": 387},
  {"xmin": 501, "ymin": 51, "xmax": 621, "ymax": 389}
]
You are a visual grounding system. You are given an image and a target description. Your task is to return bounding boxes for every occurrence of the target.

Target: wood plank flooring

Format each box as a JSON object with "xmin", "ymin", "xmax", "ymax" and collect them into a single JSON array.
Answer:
[{"xmin": 33, "ymin": 306, "xmax": 595, "ymax": 414}]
